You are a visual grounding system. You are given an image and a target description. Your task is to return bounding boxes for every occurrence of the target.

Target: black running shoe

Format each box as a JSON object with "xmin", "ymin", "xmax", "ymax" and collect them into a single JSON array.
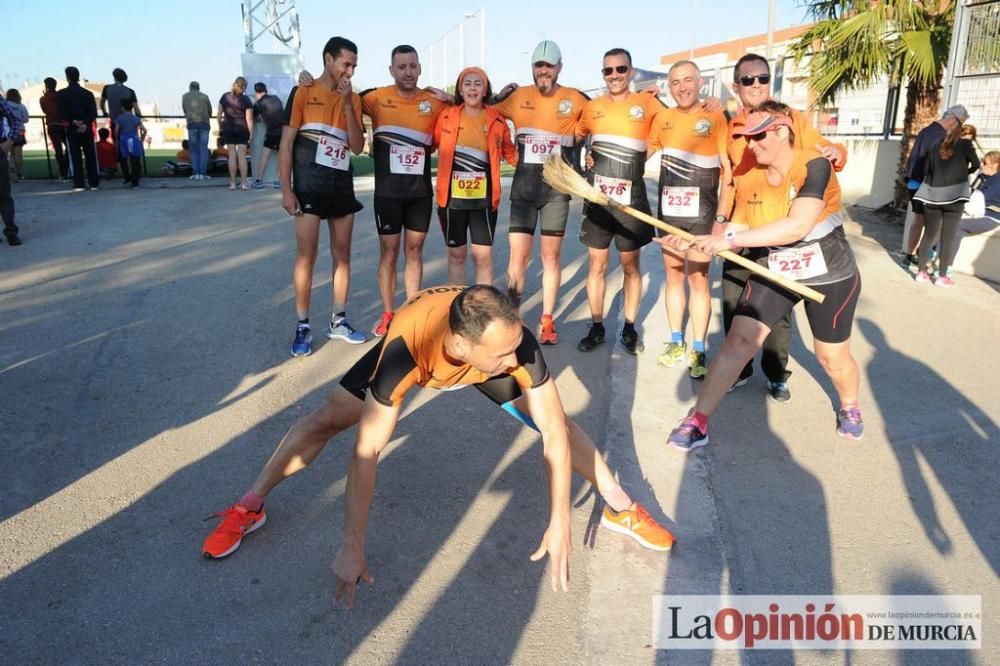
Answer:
[
  {"xmin": 577, "ymin": 324, "xmax": 606, "ymax": 352},
  {"xmin": 619, "ymin": 327, "xmax": 644, "ymax": 355},
  {"xmin": 727, "ymin": 366, "xmax": 753, "ymax": 392},
  {"xmin": 767, "ymin": 380, "xmax": 791, "ymax": 403}
]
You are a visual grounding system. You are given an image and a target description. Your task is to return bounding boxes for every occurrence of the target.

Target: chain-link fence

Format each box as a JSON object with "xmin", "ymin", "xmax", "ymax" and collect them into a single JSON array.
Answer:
[{"xmin": 946, "ymin": 0, "xmax": 1000, "ymax": 151}]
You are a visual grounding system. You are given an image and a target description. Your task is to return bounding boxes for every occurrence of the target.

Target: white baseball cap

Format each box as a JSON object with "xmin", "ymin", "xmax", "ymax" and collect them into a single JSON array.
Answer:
[{"xmin": 531, "ymin": 40, "xmax": 562, "ymax": 65}]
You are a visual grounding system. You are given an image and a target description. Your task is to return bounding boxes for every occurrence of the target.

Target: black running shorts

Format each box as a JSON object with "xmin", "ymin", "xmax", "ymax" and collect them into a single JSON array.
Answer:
[
  {"xmin": 438, "ymin": 207, "xmax": 499, "ymax": 247},
  {"xmin": 509, "ymin": 199, "xmax": 570, "ymax": 237},
  {"xmin": 735, "ymin": 271, "xmax": 861, "ymax": 344},
  {"xmin": 374, "ymin": 197, "xmax": 433, "ymax": 235},
  {"xmin": 579, "ymin": 200, "xmax": 654, "ymax": 252}
]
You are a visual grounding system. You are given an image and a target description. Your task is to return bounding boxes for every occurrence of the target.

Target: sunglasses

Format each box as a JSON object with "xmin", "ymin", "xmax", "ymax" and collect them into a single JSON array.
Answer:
[
  {"xmin": 602, "ymin": 65, "xmax": 630, "ymax": 76},
  {"xmin": 739, "ymin": 74, "xmax": 771, "ymax": 86},
  {"xmin": 746, "ymin": 132, "xmax": 770, "ymax": 142}
]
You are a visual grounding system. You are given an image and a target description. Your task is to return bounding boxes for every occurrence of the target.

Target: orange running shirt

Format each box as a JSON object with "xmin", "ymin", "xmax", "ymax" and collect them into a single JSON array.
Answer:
[
  {"xmin": 648, "ymin": 107, "xmax": 728, "ymax": 223},
  {"xmin": 492, "ymin": 84, "xmax": 589, "ymax": 201},
  {"xmin": 447, "ymin": 110, "xmax": 491, "ymax": 210},
  {"xmin": 732, "ymin": 150, "xmax": 855, "ymax": 284},
  {"xmin": 576, "ymin": 92, "xmax": 666, "ymax": 206},
  {"xmin": 360, "ymin": 86, "xmax": 446, "ymax": 198},
  {"xmin": 366, "ymin": 286, "xmax": 550, "ymax": 406},
  {"xmin": 284, "ymin": 84, "xmax": 362, "ymax": 193}
]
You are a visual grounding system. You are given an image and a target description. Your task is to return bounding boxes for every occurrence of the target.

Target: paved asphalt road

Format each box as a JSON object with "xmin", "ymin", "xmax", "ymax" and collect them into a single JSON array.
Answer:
[{"xmin": 1, "ymin": 178, "xmax": 996, "ymax": 664}]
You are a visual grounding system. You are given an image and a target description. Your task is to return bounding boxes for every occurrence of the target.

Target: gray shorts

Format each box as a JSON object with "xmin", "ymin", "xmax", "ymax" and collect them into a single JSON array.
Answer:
[{"xmin": 509, "ymin": 199, "xmax": 570, "ymax": 237}]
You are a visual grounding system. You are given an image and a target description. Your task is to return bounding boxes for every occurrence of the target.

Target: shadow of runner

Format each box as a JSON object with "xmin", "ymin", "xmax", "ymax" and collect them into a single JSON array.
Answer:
[
  {"xmin": 889, "ymin": 571, "xmax": 976, "ymax": 666},
  {"xmin": 393, "ymin": 444, "xmax": 592, "ymax": 664},
  {"xmin": 858, "ymin": 318, "xmax": 999, "ymax": 575},
  {"xmin": 0, "ymin": 381, "xmax": 547, "ymax": 662},
  {"xmin": 655, "ymin": 258, "xmax": 835, "ymax": 664}
]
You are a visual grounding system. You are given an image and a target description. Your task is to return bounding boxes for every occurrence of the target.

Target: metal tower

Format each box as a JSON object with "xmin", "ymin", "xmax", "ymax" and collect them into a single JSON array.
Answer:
[{"xmin": 241, "ymin": 0, "xmax": 301, "ymax": 54}]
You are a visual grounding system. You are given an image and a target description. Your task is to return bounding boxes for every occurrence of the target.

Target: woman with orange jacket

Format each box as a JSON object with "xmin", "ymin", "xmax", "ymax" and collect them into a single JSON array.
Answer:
[{"xmin": 434, "ymin": 67, "xmax": 518, "ymax": 285}]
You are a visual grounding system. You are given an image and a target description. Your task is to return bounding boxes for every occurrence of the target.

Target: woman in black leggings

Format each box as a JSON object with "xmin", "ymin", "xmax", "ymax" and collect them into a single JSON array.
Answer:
[{"xmin": 912, "ymin": 122, "xmax": 980, "ymax": 287}]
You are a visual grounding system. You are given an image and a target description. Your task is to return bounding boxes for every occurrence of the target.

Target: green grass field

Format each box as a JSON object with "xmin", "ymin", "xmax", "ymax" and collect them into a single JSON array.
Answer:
[
  {"xmin": 17, "ymin": 150, "xmax": 513, "ymax": 180},
  {"xmin": 17, "ymin": 149, "xmax": 375, "ymax": 180}
]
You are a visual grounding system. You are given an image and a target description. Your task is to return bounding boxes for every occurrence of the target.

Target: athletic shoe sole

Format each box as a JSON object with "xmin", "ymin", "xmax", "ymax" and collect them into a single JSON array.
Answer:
[
  {"xmin": 671, "ymin": 435, "xmax": 709, "ymax": 452},
  {"xmin": 599, "ymin": 515, "xmax": 674, "ymax": 552},
  {"xmin": 767, "ymin": 390, "xmax": 792, "ymax": 404},
  {"xmin": 836, "ymin": 428, "xmax": 865, "ymax": 441},
  {"xmin": 203, "ymin": 512, "xmax": 267, "ymax": 559},
  {"xmin": 327, "ymin": 331, "xmax": 366, "ymax": 344},
  {"xmin": 727, "ymin": 377, "xmax": 751, "ymax": 393},
  {"xmin": 290, "ymin": 347, "xmax": 313, "ymax": 357}
]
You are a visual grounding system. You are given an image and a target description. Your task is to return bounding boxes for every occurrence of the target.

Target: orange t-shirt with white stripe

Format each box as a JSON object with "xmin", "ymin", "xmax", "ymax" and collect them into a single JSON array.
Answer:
[
  {"xmin": 368, "ymin": 287, "xmax": 549, "ymax": 406},
  {"xmin": 284, "ymin": 84, "xmax": 362, "ymax": 192},
  {"xmin": 576, "ymin": 92, "xmax": 666, "ymax": 206},
  {"xmin": 492, "ymin": 84, "xmax": 589, "ymax": 201},
  {"xmin": 361, "ymin": 86, "xmax": 446, "ymax": 198},
  {"xmin": 648, "ymin": 107, "xmax": 728, "ymax": 222}
]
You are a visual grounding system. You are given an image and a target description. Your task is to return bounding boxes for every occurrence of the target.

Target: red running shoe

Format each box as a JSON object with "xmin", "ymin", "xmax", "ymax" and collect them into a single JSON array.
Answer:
[{"xmin": 202, "ymin": 504, "xmax": 267, "ymax": 559}]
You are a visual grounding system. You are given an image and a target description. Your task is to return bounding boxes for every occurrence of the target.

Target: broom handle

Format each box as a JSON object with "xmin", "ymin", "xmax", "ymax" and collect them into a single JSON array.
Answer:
[{"xmin": 608, "ymin": 200, "xmax": 826, "ymax": 304}]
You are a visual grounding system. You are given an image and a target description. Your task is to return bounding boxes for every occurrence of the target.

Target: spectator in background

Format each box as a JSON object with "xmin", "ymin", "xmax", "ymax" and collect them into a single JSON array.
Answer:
[
  {"xmin": 218, "ymin": 76, "xmax": 254, "ymax": 190},
  {"xmin": 182, "ymin": 81, "xmax": 213, "ymax": 180},
  {"xmin": 100, "ymin": 68, "xmax": 139, "ymax": 185},
  {"xmin": 900, "ymin": 105, "xmax": 968, "ymax": 268},
  {"xmin": 163, "ymin": 139, "xmax": 193, "ymax": 175},
  {"xmin": 40, "ymin": 77, "xmax": 69, "ymax": 180},
  {"xmin": 912, "ymin": 116, "xmax": 980, "ymax": 287},
  {"xmin": 939, "ymin": 151, "xmax": 1000, "ymax": 268},
  {"xmin": 211, "ymin": 137, "xmax": 230, "ymax": 172},
  {"xmin": 4, "ymin": 89, "xmax": 28, "ymax": 181},
  {"xmin": 961, "ymin": 124, "xmax": 983, "ymax": 158},
  {"xmin": 0, "ymin": 94, "xmax": 22, "ymax": 244},
  {"xmin": 115, "ymin": 99, "xmax": 146, "ymax": 188},
  {"xmin": 96, "ymin": 128, "xmax": 118, "ymax": 179},
  {"xmin": 251, "ymin": 82, "xmax": 283, "ymax": 189},
  {"xmin": 58, "ymin": 66, "xmax": 100, "ymax": 191}
]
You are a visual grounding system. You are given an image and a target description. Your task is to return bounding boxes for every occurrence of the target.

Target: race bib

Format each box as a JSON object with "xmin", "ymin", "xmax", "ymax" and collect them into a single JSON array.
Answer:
[
  {"xmin": 594, "ymin": 174, "xmax": 631, "ymax": 205},
  {"xmin": 451, "ymin": 171, "xmax": 487, "ymax": 200},
  {"xmin": 661, "ymin": 186, "xmax": 700, "ymax": 218},
  {"xmin": 315, "ymin": 136, "xmax": 350, "ymax": 171},
  {"xmin": 767, "ymin": 242, "xmax": 828, "ymax": 281},
  {"xmin": 523, "ymin": 135, "xmax": 562, "ymax": 165},
  {"xmin": 389, "ymin": 145, "xmax": 425, "ymax": 174}
]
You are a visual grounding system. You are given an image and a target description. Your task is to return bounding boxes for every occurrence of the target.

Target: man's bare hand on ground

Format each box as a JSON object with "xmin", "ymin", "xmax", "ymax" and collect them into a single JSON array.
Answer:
[
  {"xmin": 530, "ymin": 519, "xmax": 571, "ymax": 592},
  {"xmin": 332, "ymin": 545, "xmax": 374, "ymax": 609}
]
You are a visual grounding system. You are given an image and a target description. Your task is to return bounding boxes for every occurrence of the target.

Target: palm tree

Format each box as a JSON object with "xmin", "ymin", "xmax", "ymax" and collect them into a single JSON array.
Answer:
[{"xmin": 789, "ymin": 0, "xmax": 956, "ymax": 208}]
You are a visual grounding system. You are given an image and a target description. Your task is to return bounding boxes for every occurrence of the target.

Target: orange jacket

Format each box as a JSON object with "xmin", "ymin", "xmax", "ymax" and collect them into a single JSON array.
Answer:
[{"xmin": 433, "ymin": 104, "xmax": 518, "ymax": 210}]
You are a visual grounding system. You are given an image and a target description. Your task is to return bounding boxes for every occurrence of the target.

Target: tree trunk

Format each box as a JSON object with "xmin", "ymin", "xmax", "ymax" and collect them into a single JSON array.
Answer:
[{"xmin": 894, "ymin": 81, "xmax": 942, "ymax": 209}]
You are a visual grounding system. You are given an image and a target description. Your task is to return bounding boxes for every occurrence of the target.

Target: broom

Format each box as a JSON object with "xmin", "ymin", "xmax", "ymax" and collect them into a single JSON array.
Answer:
[{"xmin": 542, "ymin": 158, "xmax": 825, "ymax": 304}]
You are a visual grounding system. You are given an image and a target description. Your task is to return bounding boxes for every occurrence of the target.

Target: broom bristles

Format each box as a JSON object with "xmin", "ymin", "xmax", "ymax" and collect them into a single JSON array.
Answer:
[{"xmin": 542, "ymin": 157, "xmax": 611, "ymax": 207}]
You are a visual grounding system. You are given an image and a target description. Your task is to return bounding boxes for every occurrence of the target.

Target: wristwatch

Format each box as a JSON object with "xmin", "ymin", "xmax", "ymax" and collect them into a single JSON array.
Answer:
[{"xmin": 715, "ymin": 214, "xmax": 729, "ymax": 224}]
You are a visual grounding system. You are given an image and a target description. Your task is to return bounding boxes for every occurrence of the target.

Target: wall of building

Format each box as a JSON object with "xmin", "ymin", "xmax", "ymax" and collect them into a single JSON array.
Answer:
[{"xmin": 837, "ymin": 137, "xmax": 902, "ymax": 208}]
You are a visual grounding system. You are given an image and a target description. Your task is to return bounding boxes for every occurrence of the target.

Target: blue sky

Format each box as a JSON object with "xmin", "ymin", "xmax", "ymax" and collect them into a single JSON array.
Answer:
[{"xmin": 4, "ymin": 0, "xmax": 807, "ymax": 113}]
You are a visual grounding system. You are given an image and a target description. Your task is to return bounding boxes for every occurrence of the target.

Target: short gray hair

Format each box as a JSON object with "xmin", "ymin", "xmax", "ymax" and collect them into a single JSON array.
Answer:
[{"xmin": 668, "ymin": 60, "xmax": 701, "ymax": 78}]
